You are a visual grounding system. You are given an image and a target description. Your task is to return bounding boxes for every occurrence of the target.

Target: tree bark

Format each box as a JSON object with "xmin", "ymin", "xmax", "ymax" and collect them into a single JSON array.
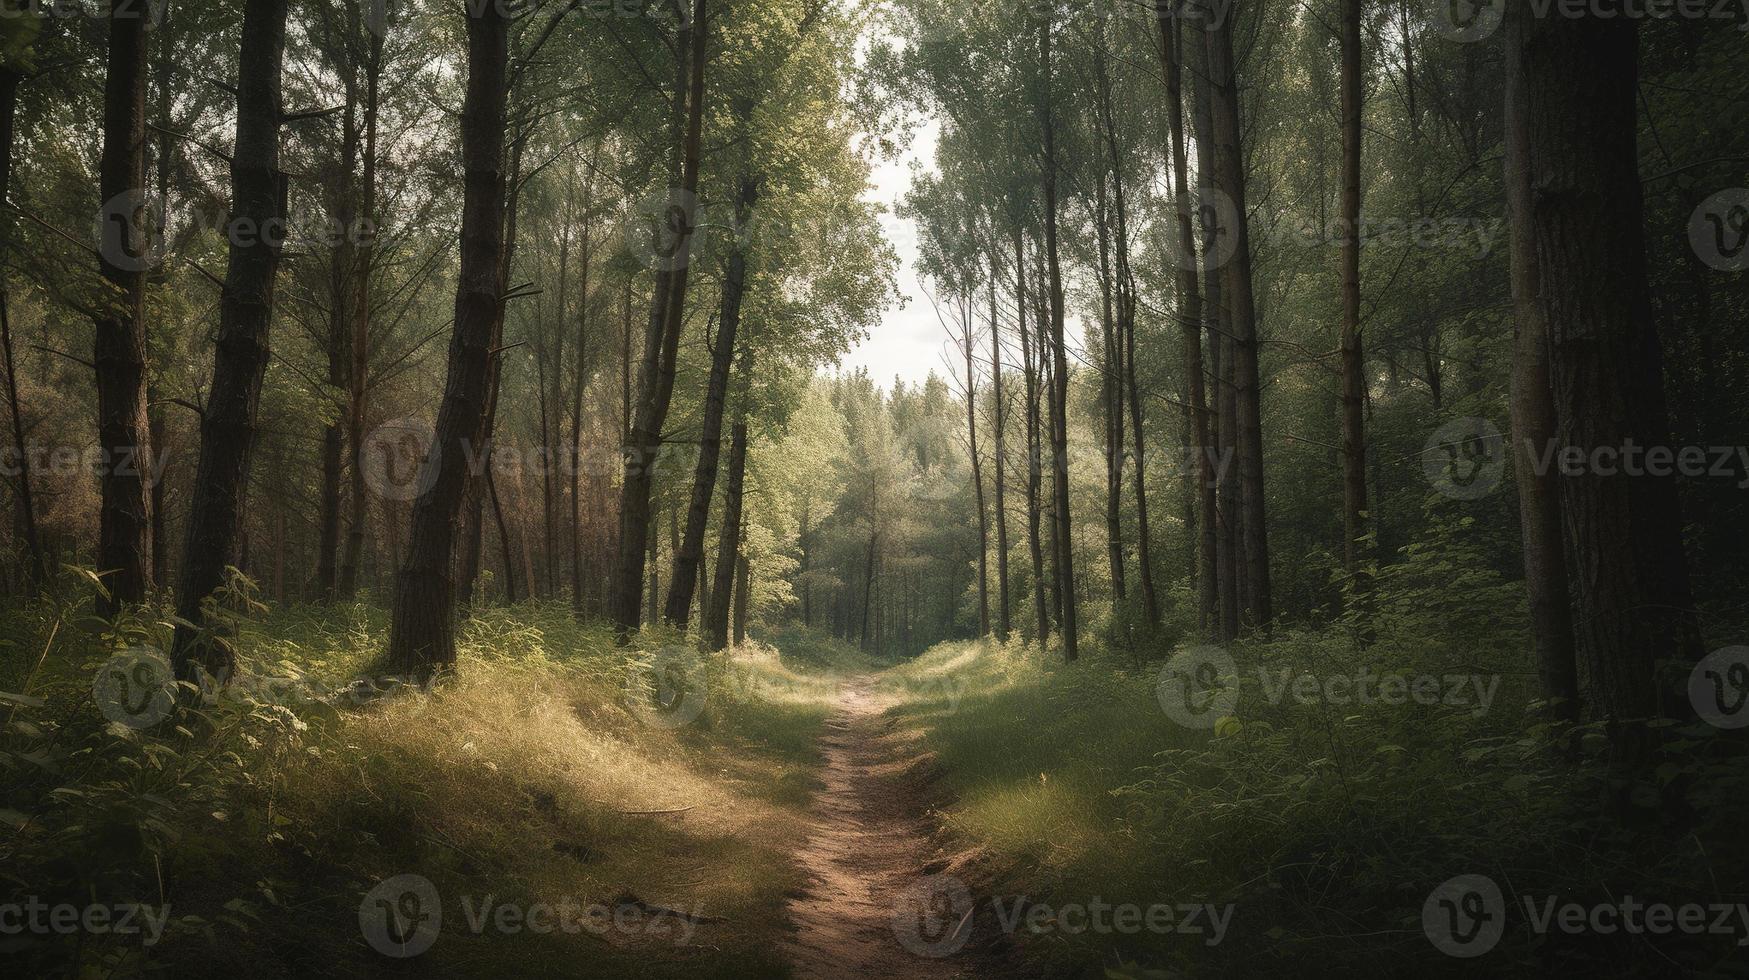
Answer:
[
  {"xmin": 1203, "ymin": 4, "xmax": 1271, "ymax": 631},
  {"xmin": 571, "ymin": 146, "xmax": 600, "ymax": 615},
  {"xmin": 1338, "ymin": 0, "xmax": 1370, "ymax": 605},
  {"xmin": 988, "ymin": 275, "xmax": 1010, "ymax": 640},
  {"xmin": 340, "ymin": 27, "xmax": 382, "ymax": 600},
  {"xmin": 171, "ymin": 0, "xmax": 287, "ymax": 679},
  {"xmin": 316, "ymin": 73, "xmax": 357, "ymax": 603},
  {"xmin": 665, "ymin": 174, "xmax": 758, "ymax": 627},
  {"xmin": 1503, "ymin": 24, "xmax": 1578, "ymax": 722},
  {"xmin": 0, "ymin": 67, "xmax": 43, "ymax": 589},
  {"xmin": 1506, "ymin": 7, "xmax": 1699, "ymax": 743},
  {"xmin": 1016, "ymin": 229, "xmax": 1048, "ymax": 646},
  {"xmin": 610, "ymin": 0, "xmax": 708, "ymax": 637},
  {"xmin": 1156, "ymin": 8, "xmax": 1214, "ymax": 635},
  {"xmin": 962, "ymin": 299, "xmax": 989, "ymax": 636},
  {"xmin": 704, "ymin": 418, "xmax": 747, "ymax": 651},
  {"xmin": 385, "ymin": 0, "xmax": 508, "ymax": 676},
  {"xmin": 93, "ymin": 0, "xmax": 155, "ymax": 614},
  {"xmin": 1038, "ymin": 13, "xmax": 1077, "ymax": 661}
]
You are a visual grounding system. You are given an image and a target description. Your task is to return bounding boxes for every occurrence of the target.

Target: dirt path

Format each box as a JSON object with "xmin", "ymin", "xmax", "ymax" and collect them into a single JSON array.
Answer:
[{"xmin": 782, "ymin": 676, "xmax": 990, "ymax": 979}]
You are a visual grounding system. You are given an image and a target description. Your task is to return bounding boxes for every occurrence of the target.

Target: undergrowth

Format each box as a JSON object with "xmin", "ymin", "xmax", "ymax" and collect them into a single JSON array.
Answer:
[
  {"xmin": 887, "ymin": 540, "xmax": 1749, "ymax": 978},
  {"xmin": 0, "ymin": 577, "xmax": 871, "ymax": 978}
]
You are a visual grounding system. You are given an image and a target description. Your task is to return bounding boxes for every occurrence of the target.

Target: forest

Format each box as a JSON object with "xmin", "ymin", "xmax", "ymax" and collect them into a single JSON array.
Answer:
[{"xmin": 2, "ymin": 0, "xmax": 1747, "ymax": 976}]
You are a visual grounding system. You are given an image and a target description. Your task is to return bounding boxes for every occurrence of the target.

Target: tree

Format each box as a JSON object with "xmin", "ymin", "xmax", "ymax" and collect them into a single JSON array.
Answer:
[
  {"xmin": 1337, "ymin": 0, "xmax": 1370, "ymax": 607},
  {"xmin": 92, "ymin": 0, "xmax": 155, "ymax": 613},
  {"xmin": 386, "ymin": 0, "xmax": 510, "ymax": 676},
  {"xmin": 170, "ymin": 0, "xmax": 289, "ymax": 681},
  {"xmin": 1503, "ymin": 5, "xmax": 1700, "ymax": 749},
  {"xmin": 1154, "ymin": 2, "xmax": 1215, "ymax": 636},
  {"xmin": 608, "ymin": 0, "xmax": 710, "ymax": 637},
  {"xmin": 1202, "ymin": 2, "xmax": 1270, "ymax": 631},
  {"xmin": 1036, "ymin": 10, "xmax": 1077, "ymax": 661}
]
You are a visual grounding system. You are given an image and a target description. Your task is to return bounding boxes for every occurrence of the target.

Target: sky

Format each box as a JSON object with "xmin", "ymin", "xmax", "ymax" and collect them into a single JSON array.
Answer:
[{"xmin": 836, "ymin": 115, "xmax": 946, "ymax": 390}]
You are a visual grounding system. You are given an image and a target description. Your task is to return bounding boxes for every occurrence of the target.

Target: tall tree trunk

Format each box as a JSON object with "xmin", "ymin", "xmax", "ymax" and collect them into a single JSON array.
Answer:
[
  {"xmin": 1506, "ymin": 7, "xmax": 1699, "ymax": 746},
  {"xmin": 1038, "ymin": 14, "xmax": 1077, "ymax": 661},
  {"xmin": 1095, "ymin": 13, "xmax": 1149, "ymax": 626},
  {"xmin": 1338, "ymin": 0, "xmax": 1370, "ymax": 606},
  {"xmin": 988, "ymin": 275, "xmax": 1011, "ymax": 640},
  {"xmin": 1016, "ymin": 230, "xmax": 1048, "ymax": 646},
  {"xmin": 1093, "ymin": 169, "xmax": 1126, "ymax": 612},
  {"xmin": 1204, "ymin": 4, "xmax": 1271, "ymax": 631},
  {"xmin": 571, "ymin": 147, "xmax": 599, "ymax": 615},
  {"xmin": 733, "ymin": 551, "xmax": 748, "ymax": 646},
  {"xmin": 316, "ymin": 77, "xmax": 358, "ymax": 603},
  {"xmin": 0, "ymin": 67, "xmax": 43, "ymax": 589},
  {"xmin": 1503, "ymin": 28, "xmax": 1578, "ymax": 722},
  {"xmin": 610, "ymin": 0, "xmax": 708, "ymax": 637},
  {"xmin": 1191, "ymin": 37, "xmax": 1240, "ymax": 643},
  {"xmin": 704, "ymin": 418, "xmax": 746, "ymax": 651},
  {"xmin": 93, "ymin": 0, "xmax": 155, "ymax": 613},
  {"xmin": 385, "ymin": 0, "xmax": 508, "ymax": 676},
  {"xmin": 171, "ymin": 0, "xmax": 287, "ymax": 679},
  {"xmin": 1157, "ymin": 9, "xmax": 1211, "ymax": 634},
  {"xmin": 665, "ymin": 174, "xmax": 758, "ymax": 626},
  {"xmin": 340, "ymin": 28, "xmax": 382, "ymax": 600},
  {"xmin": 962, "ymin": 299, "xmax": 989, "ymax": 636}
]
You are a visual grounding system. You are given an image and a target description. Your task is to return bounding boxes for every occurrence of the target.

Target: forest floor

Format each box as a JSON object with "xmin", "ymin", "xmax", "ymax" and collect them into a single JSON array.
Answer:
[
  {"xmin": 5, "ymin": 598, "xmax": 1747, "ymax": 978},
  {"xmin": 782, "ymin": 676, "xmax": 998, "ymax": 979}
]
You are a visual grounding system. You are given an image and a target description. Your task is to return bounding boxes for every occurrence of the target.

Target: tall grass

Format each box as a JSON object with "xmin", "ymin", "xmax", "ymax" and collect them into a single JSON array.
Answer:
[{"xmin": 1, "ymin": 589, "xmax": 872, "ymax": 978}]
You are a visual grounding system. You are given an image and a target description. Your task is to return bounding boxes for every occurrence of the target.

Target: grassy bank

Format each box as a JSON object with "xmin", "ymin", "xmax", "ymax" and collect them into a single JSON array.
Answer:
[
  {"xmin": 887, "ymin": 623, "xmax": 1748, "ymax": 978},
  {"xmin": 1, "ymin": 595, "xmax": 871, "ymax": 978}
]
